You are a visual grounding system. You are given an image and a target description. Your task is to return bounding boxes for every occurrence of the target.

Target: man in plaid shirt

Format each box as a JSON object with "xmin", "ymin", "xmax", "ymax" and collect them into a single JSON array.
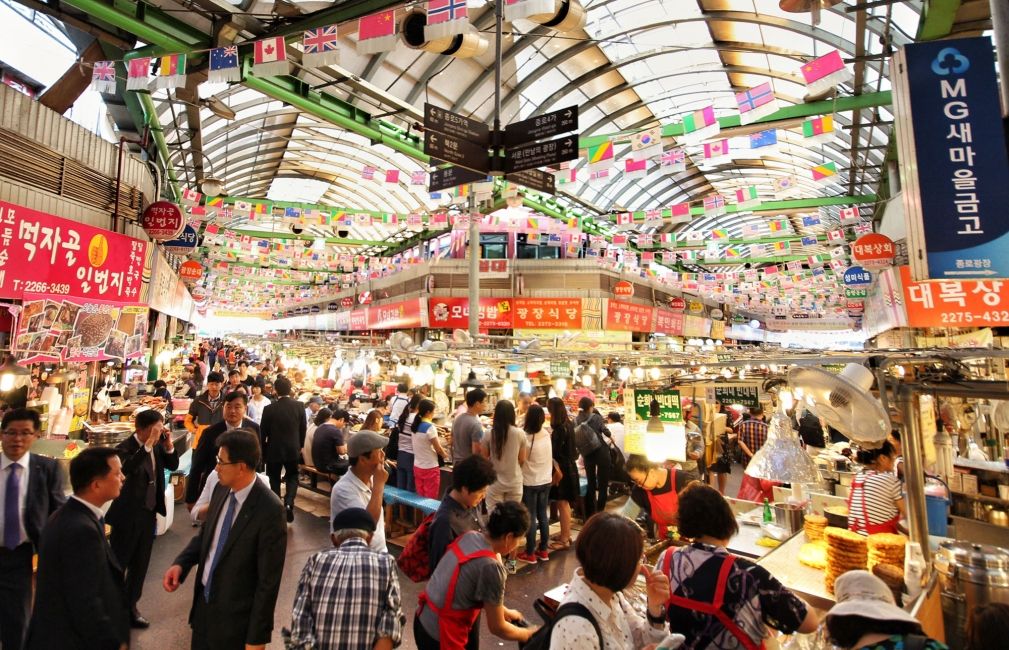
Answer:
[
  {"xmin": 286, "ymin": 508, "xmax": 404, "ymax": 649},
  {"xmin": 737, "ymin": 406, "xmax": 769, "ymax": 464}
]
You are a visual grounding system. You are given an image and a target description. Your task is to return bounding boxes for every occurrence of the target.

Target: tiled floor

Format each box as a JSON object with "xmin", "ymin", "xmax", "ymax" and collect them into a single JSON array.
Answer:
[{"xmin": 130, "ymin": 468, "xmax": 743, "ymax": 648}]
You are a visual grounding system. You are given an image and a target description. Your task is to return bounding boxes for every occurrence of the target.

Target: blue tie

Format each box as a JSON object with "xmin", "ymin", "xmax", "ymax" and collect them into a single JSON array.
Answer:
[
  {"xmin": 4, "ymin": 464, "xmax": 21, "ymax": 549},
  {"xmin": 205, "ymin": 493, "xmax": 238, "ymax": 601}
]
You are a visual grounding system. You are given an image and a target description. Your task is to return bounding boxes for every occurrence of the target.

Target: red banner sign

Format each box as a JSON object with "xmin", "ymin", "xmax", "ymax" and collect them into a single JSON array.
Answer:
[
  {"xmin": 179, "ymin": 260, "xmax": 203, "ymax": 282},
  {"xmin": 350, "ymin": 309, "xmax": 368, "ymax": 331},
  {"xmin": 513, "ymin": 298, "xmax": 581, "ymax": 329},
  {"xmin": 0, "ymin": 200, "xmax": 148, "ymax": 301},
  {"xmin": 654, "ymin": 308, "xmax": 685, "ymax": 335},
  {"xmin": 14, "ymin": 294, "xmax": 148, "ymax": 364},
  {"xmin": 851, "ymin": 233, "xmax": 896, "ymax": 269},
  {"xmin": 367, "ymin": 299, "xmax": 425, "ymax": 330},
  {"xmin": 141, "ymin": 201, "xmax": 185, "ymax": 240},
  {"xmin": 606, "ymin": 299, "xmax": 654, "ymax": 332},
  {"xmin": 900, "ymin": 265, "xmax": 1009, "ymax": 327},
  {"xmin": 428, "ymin": 297, "xmax": 514, "ymax": 329}
]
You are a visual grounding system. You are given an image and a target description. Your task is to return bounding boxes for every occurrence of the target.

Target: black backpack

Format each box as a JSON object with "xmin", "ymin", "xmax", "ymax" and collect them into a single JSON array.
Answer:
[{"xmin": 522, "ymin": 602, "xmax": 602, "ymax": 650}]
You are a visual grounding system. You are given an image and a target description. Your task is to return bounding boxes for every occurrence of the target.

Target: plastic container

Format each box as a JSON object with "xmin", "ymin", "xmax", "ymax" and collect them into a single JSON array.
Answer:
[{"xmin": 926, "ymin": 494, "xmax": 949, "ymax": 536}]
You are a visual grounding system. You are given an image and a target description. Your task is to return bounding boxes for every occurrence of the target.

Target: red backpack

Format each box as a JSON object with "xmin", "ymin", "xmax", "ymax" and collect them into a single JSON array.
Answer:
[{"xmin": 396, "ymin": 513, "xmax": 436, "ymax": 582}]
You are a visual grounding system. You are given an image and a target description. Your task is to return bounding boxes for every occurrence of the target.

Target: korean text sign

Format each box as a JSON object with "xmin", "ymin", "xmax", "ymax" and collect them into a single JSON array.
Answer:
[
  {"xmin": 606, "ymin": 299, "xmax": 655, "ymax": 332},
  {"xmin": 894, "ymin": 37, "xmax": 1009, "ymax": 279},
  {"xmin": 0, "ymin": 200, "xmax": 148, "ymax": 301},
  {"xmin": 626, "ymin": 389, "xmax": 683, "ymax": 423},
  {"xmin": 428, "ymin": 297, "xmax": 513, "ymax": 329},
  {"xmin": 512, "ymin": 298, "xmax": 581, "ymax": 329},
  {"xmin": 900, "ymin": 265, "xmax": 1009, "ymax": 327}
]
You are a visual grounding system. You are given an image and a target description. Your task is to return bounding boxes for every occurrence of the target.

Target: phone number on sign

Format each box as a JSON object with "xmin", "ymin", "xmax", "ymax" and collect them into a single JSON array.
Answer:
[
  {"xmin": 940, "ymin": 311, "xmax": 1009, "ymax": 324},
  {"xmin": 10, "ymin": 280, "xmax": 71, "ymax": 295}
]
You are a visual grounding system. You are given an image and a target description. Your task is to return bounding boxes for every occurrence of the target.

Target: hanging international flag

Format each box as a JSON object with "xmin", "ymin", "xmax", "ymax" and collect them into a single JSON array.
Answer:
[
  {"xmin": 773, "ymin": 175, "xmax": 801, "ymax": 198},
  {"xmin": 155, "ymin": 53, "xmax": 186, "ymax": 88},
  {"xmin": 630, "ymin": 126, "xmax": 663, "ymax": 161},
  {"xmin": 357, "ymin": 10, "xmax": 397, "ymax": 54},
  {"xmin": 839, "ymin": 206, "xmax": 860, "ymax": 224},
  {"xmin": 232, "ymin": 200, "xmax": 253, "ymax": 217},
  {"xmin": 763, "ymin": 265, "xmax": 780, "ymax": 276},
  {"xmin": 407, "ymin": 213, "xmax": 424, "ymax": 229},
  {"xmin": 810, "ymin": 161, "xmax": 838, "ymax": 182},
  {"xmin": 355, "ymin": 213, "xmax": 373, "ymax": 227},
  {"xmin": 799, "ymin": 49, "xmax": 852, "ymax": 96},
  {"xmin": 750, "ymin": 244, "xmax": 768, "ymax": 257},
  {"xmin": 741, "ymin": 223, "xmax": 763, "ymax": 239},
  {"xmin": 91, "ymin": 60, "xmax": 116, "ymax": 93},
  {"xmin": 624, "ymin": 158, "xmax": 647, "ymax": 179},
  {"xmin": 830, "ymin": 246, "xmax": 847, "ymax": 259},
  {"xmin": 252, "ymin": 37, "xmax": 289, "ymax": 76},
  {"xmin": 555, "ymin": 164, "xmax": 578, "ymax": 185},
  {"xmin": 637, "ymin": 234, "xmax": 654, "ymax": 248},
  {"xmin": 703, "ymin": 194, "xmax": 726, "ymax": 216},
  {"xmin": 829, "ymin": 258, "xmax": 847, "ymax": 272},
  {"xmin": 644, "ymin": 210, "xmax": 663, "ymax": 229},
  {"xmin": 362, "ymin": 165, "xmax": 376, "ymax": 180},
  {"xmin": 801, "ymin": 114, "xmax": 835, "ymax": 145},
  {"xmin": 801, "ymin": 214, "xmax": 822, "ymax": 227},
  {"xmin": 586, "ymin": 140, "xmax": 614, "ymax": 171},
  {"xmin": 669, "ymin": 202, "xmax": 691, "ymax": 224},
  {"xmin": 826, "ymin": 229, "xmax": 846, "ymax": 243},
  {"xmin": 180, "ymin": 188, "xmax": 202, "ymax": 206},
  {"xmin": 749, "ymin": 129, "xmax": 778, "ymax": 155},
  {"xmin": 853, "ymin": 222, "xmax": 873, "ymax": 235},
  {"xmin": 768, "ymin": 218, "xmax": 789, "ymax": 233},
  {"xmin": 735, "ymin": 81, "xmax": 778, "ymax": 124},
  {"xmin": 612, "ymin": 234, "xmax": 628, "ymax": 247},
  {"xmin": 725, "ymin": 247, "xmax": 742, "ymax": 259},
  {"xmin": 786, "ymin": 260, "xmax": 803, "ymax": 273},
  {"xmin": 680, "ymin": 106, "xmax": 719, "ymax": 144},
  {"xmin": 703, "ymin": 243, "xmax": 720, "ymax": 261},
  {"xmin": 614, "ymin": 212, "xmax": 634, "ymax": 228},
  {"xmin": 684, "ymin": 231, "xmax": 705, "ymax": 243},
  {"xmin": 588, "ymin": 169, "xmax": 610, "ymax": 185},
  {"xmin": 801, "ymin": 236, "xmax": 818, "ymax": 246},
  {"xmin": 734, "ymin": 185, "xmax": 760, "ymax": 209},
  {"xmin": 702, "ymin": 139, "xmax": 730, "ymax": 165},
  {"xmin": 772, "ymin": 241, "xmax": 792, "ymax": 254},
  {"xmin": 126, "ymin": 57, "xmax": 151, "ymax": 91},
  {"xmin": 504, "ymin": 0, "xmax": 555, "ymax": 21},
  {"xmin": 410, "ymin": 171, "xmax": 427, "ymax": 185},
  {"xmin": 384, "ymin": 169, "xmax": 400, "ymax": 184},
  {"xmin": 710, "ymin": 228, "xmax": 729, "ymax": 240},
  {"xmin": 660, "ymin": 148, "xmax": 686, "ymax": 174},
  {"xmin": 426, "ymin": 0, "xmax": 470, "ymax": 40},
  {"xmin": 209, "ymin": 46, "xmax": 241, "ymax": 83},
  {"xmin": 303, "ymin": 25, "xmax": 341, "ymax": 68}
]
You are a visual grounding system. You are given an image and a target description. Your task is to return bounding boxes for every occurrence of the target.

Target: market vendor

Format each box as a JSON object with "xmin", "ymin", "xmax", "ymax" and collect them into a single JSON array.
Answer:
[
  {"xmin": 847, "ymin": 441, "xmax": 905, "ymax": 535},
  {"xmin": 183, "ymin": 371, "xmax": 224, "ymax": 448},
  {"xmin": 626, "ymin": 454, "xmax": 695, "ymax": 539}
]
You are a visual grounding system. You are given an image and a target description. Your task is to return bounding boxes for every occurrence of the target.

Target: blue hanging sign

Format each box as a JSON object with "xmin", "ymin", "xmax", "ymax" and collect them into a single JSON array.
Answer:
[
  {"xmin": 162, "ymin": 224, "xmax": 198, "ymax": 257},
  {"xmin": 843, "ymin": 266, "xmax": 873, "ymax": 287}
]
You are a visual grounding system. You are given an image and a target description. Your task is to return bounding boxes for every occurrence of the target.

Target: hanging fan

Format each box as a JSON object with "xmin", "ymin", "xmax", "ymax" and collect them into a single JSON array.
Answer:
[
  {"xmin": 991, "ymin": 401, "xmax": 1009, "ymax": 431},
  {"xmin": 452, "ymin": 329, "xmax": 473, "ymax": 346},
  {"xmin": 787, "ymin": 363, "xmax": 890, "ymax": 444}
]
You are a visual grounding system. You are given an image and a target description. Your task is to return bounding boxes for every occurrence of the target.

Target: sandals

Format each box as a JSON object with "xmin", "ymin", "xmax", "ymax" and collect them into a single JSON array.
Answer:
[{"xmin": 548, "ymin": 538, "xmax": 572, "ymax": 551}]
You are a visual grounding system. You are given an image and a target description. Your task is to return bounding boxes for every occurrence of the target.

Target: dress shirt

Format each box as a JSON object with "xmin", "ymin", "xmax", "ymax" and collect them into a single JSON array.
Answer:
[
  {"xmin": 202, "ymin": 478, "xmax": 256, "ymax": 588},
  {"xmin": 191, "ymin": 471, "xmax": 270, "ymax": 524},
  {"xmin": 70, "ymin": 495, "xmax": 107, "ymax": 523},
  {"xmin": 330, "ymin": 471, "xmax": 386, "ymax": 553},
  {"xmin": 0, "ymin": 452, "xmax": 31, "ymax": 546},
  {"xmin": 287, "ymin": 537, "xmax": 403, "ymax": 650}
]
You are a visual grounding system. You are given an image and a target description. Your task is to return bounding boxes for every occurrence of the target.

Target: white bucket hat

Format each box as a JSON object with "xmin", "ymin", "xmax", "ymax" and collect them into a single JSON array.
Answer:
[{"xmin": 826, "ymin": 570, "xmax": 921, "ymax": 628}]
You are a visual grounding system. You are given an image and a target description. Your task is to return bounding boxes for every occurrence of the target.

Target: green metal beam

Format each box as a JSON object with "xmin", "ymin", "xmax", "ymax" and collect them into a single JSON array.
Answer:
[
  {"xmin": 137, "ymin": 92, "xmax": 180, "ymax": 200},
  {"xmin": 917, "ymin": 0, "xmax": 963, "ymax": 41},
  {"xmin": 228, "ymin": 228, "xmax": 387, "ymax": 246},
  {"xmin": 579, "ymin": 92, "xmax": 892, "ymax": 149},
  {"xmin": 60, "ymin": 0, "xmax": 205, "ymax": 53},
  {"xmin": 202, "ymin": 257, "xmax": 353, "ymax": 274}
]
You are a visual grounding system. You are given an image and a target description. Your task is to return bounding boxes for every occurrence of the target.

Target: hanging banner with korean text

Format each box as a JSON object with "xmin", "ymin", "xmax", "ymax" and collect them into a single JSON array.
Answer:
[
  {"xmin": 625, "ymin": 389, "xmax": 683, "ymax": 423},
  {"xmin": 512, "ymin": 298, "xmax": 581, "ymax": 329},
  {"xmin": 899, "ymin": 265, "xmax": 1009, "ymax": 327},
  {"xmin": 891, "ymin": 37, "xmax": 1009, "ymax": 280},
  {"xmin": 605, "ymin": 299, "xmax": 655, "ymax": 332},
  {"xmin": 366, "ymin": 298, "xmax": 427, "ymax": 330},
  {"xmin": 0, "ymin": 201, "xmax": 149, "ymax": 302}
]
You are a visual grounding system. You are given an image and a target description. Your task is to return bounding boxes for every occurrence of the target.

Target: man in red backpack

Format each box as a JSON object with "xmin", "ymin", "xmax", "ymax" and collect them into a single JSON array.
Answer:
[{"xmin": 428, "ymin": 455, "xmax": 496, "ymax": 573}]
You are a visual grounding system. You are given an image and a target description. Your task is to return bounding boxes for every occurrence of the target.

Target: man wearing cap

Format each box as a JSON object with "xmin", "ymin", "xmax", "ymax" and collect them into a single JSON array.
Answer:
[
  {"xmin": 330, "ymin": 430, "xmax": 390, "ymax": 553},
  {"xmin": 287, "ymin": 508, "xmax": 404, "ymax": 650},
  {"xmin": 305, "ymin": 396, "xmax": 324, "ymax": 427}
]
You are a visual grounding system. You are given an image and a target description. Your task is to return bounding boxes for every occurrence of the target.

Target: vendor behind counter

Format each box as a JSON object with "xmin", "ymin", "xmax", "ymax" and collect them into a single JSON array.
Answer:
[{"xmin": 626, "ymin": 454, "xmax": 695, "ymax": 539}]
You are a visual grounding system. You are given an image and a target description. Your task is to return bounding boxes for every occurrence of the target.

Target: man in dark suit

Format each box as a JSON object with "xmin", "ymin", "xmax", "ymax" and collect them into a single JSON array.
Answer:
[
  {"xmin": 26, "ymin": 447, "xmax": 129, "ymax": 650},
  {"xmin": 259, "ymin": 376, "xmax": 306, "ymax": 523},
  {"xmin": 0, "ymin": 408, "xmax": 66, "ymax": 650},
  {"xmin": 163, "ymin": 429, "xmax": 287, "ymax": 650},
  {"xmin": 106, "ymin": 409, "xmax": 180, "ymax": 629},
  {"xmin": 184, "ymin": 391, "xmax": 260, "ymax": 510}
]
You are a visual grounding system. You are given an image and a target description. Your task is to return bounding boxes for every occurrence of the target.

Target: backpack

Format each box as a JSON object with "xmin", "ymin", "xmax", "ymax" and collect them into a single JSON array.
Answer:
[
  {"xmin": 396, "ymin": 513, "xmax": 435, "ymax": 582},
  {"xmin": 522, "ymin": 602, "xmax": 602, "ymax": 650},
  {"xmin": 607, "ymin": 438, "xmax": 629, "ymax": 483},
  {"xmin": 574, "ymin": 418, "xmax": 602, "ymax": 457}
]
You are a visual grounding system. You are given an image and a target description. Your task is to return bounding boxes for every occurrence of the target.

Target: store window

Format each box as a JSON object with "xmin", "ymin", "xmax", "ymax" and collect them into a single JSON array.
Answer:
[
  {"xmin": 480, "ymin": 233, "xmax": 508, "ymax": 259},
  {"xmin": 516, "ymin": 234, "xmax": 560, "ymax": 259}
]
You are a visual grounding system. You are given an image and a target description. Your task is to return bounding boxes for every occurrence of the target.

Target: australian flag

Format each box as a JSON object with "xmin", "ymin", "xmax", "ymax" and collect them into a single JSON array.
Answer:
[
  {"xmin": 801, "ymin": 215, "xmax": 821, "ymax": 227},
  {"xmin": 749, "ymin": 129, "xmax": 777, "ymax": 151},
  {"xmin": 209, "ymin": 46, "xmax": 240, "ymax": 83},
  {"xmin": 801, "ymin": 236, "xmax": 818, "ymax": 246}
]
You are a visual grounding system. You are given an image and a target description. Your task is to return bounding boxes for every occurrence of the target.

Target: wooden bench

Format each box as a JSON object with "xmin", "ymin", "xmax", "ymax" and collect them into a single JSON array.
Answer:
[
  {"xmin": 299, "ymin": 464, "xmax": 341, "ymax": 496},
  {"xmin": 383, "ymin": 486, "xmax": 440, "ymax": 536}
]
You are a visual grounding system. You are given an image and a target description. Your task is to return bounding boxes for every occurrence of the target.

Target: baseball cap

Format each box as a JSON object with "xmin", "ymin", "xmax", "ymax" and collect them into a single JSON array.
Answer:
[
  {"xmin": 308, "ymin": 396, "xmax": 324, "ymax": 405},
  {"xmin": 347, "ymin": 430, "xmax": 388, "ymax": 458},
  {"xmin": 331, "ymin": 507, "xmax": 376, "ymax": 533},
  {"xmin": 826, "ymin": 570, "xmax": 920, "ymax": 628}
]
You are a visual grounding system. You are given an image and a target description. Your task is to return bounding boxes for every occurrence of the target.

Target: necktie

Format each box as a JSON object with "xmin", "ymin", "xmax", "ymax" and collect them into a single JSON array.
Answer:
[
  {"xmin": 205, "ymin": 493, "xmax": 238, "ymax": 601},
  {"xmin": 4, "ymin": 464, "xmax": 21, "ymax": 549}
]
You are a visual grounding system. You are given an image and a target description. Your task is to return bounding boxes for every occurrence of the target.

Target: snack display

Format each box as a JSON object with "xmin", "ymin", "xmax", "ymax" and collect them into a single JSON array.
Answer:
[
  {"xmin": 824, "ymin": 526, "xmax": 868, "ymax": 594},
  {"xmin": 804, "ymin": 514, "xmax": 827, "ymax": 542},
  {"xmin": 77, "ymin": 312, "xmax": 115, "ymax": 347},
  {"xmin": 867, "ymin": 532, "xmax": 907, "ymax": 571},
  {"xmin": 798, "ymin": 541, "xmax": 828, "ymax": 570},
  {"xmin": 872, "ymin": 562, "xmax": 906, "ymax": 602}
]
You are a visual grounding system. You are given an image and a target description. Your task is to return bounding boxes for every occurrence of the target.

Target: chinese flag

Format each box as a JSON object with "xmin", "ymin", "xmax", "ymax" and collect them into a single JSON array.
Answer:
[{"xmin": 358, "ymin": 10, "xmax": 397, "ymax": 53}]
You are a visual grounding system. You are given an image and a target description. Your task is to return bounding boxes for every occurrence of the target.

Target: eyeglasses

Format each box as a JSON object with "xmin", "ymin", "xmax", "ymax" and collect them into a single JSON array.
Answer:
[
  {"xmin": 631, "ymin": 469, "xmax": 651, "ymax": 488},
  {"xmin": 1, "ymin": 430, "xmax": 35, "ymax": 438},
  {"xmin": 215, "ymin": 456, "xmax": 240, "ymax": 466}
]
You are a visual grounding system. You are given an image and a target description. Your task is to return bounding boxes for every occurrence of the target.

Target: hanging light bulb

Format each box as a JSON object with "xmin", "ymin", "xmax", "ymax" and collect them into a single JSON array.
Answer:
[
  {"xmin": 581, "ymin": 374, "xmax": 592, "ymax": 387},
  {"xmin": 644, "ymin": 398, "xmax": 669, "ymax": 462},
  {"xmin": 618, "ymin": 367, "xmax": 631, "ymax": 381},
  {"xmin": 434, "ymin": 371, "xmax": 447, "ymax": 391},
  {"xmin": 555, "ymin": 377, "xmax": 568, "ymax": 396},
  {"xmin": 588, "ymin": 364, "xmax": 597, "ymax": 375},
  {"xmin": 649, "ymin": 367, "xmax": 661, "ymax": 380},
  {"xmin": 599, "ymin": 368, "xmax": 608, "ymax": 380},
  {"xmin": 721, "ymin": 368, "xmax": 733, "ymax": 379},
  {"xmin": 738, "ymin": 369, "xmax": 746, "ymax": 380},
  {"xmin": 633, "ymin": 367, "xmax": 645, "ymax": 380},
  {"xmin": 548, "ymin": 388, "xmax": 557, "ymax": 399},
  {"xmin": 502, "ymin": 380, "xmax": 514, "ymax": 399}
]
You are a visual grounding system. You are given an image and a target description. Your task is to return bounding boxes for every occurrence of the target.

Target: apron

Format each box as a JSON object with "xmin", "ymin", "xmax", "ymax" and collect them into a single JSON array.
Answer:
[
  {"xmin": 417, "ymin": 535, "xmax": 497, "ymax": 650},
  {"xmin": 847, "ymin": 471, "xmax": 900, "ymax": 535},
  {"xmin": 664, "ymin": 552, "xmax": 766, "ymax": 650},
  {"xmin": 645, "ymin": 467, "xmax": 679, "ymax": 538}
]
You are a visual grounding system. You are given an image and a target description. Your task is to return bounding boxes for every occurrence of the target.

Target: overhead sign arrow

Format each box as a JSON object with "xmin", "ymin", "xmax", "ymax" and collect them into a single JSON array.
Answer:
[
  {"xmin": 505, "ymin": 168, "xmax": 555, "ymax": 195},
  {"xmin": 503, "ymin": 105, "xmax": 579, "ymax": 147},
  {"xmin": 504, "ymin": 136, "xmax": 578, "ymax": 174},
  {"xmin": 424, "ymin": 130, "xmax": 491, "ymax": 174},
  {"xmin": 424, "ymin": 102, "xmax": 490, "ymax": 146},
  {"xmin": 429, "ymin": 165, "xmax": 487, "ymax": 193}
]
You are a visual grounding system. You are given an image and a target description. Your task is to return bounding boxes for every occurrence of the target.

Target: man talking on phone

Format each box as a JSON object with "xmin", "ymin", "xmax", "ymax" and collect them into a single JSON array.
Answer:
[{"xmin": 106, "ymin": 408, "xmax": 180, "ymax": 629}]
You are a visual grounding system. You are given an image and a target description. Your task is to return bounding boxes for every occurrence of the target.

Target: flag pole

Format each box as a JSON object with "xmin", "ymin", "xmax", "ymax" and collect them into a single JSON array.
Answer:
[{"xmin": 467, "ymin": 186, "xmax": 480, "ymax": 337}]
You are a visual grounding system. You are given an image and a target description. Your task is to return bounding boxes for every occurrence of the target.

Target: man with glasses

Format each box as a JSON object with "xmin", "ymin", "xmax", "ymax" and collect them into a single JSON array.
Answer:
[
  {"xmin": 0, "ymin": 408, "xmax": 66, "ymax": 650},
  {"xmin": 163, "ymin": 429, "xmax": 287, "ymax": 650},
  {"xmin": 626, "ymin": 454, "xmax": 694, "ymax": 540},
  {"xmin": 185, "ymin": 391, "xmax": 260, "ymax": 511}
]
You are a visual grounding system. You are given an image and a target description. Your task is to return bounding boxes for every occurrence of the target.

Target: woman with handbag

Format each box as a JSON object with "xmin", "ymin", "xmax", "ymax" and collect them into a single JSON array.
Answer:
[
  {"xmin": 575, "ymin": 397, "xmax": 611, "ymax": 518},
  {"xmin": 547, "ymin": 397, "xmax": 578, "ymax": 550},
  {"xmin": 518, "ymin": 404, "xmax": 553, "ymax": 564}
]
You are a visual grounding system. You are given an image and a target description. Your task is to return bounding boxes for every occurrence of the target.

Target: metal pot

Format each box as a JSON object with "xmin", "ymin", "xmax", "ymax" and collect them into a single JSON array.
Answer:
[
  {"xmin": 773, "ymin": 503, "xmax": 805, "ymax": 534},
  {"xmin": 934, "ymin": 541, "xmax": 1009, "ymax": 650}
]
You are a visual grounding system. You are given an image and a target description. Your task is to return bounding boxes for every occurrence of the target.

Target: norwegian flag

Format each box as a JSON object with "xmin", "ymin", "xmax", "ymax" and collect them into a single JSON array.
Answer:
[
  {"xmin": 426, "ymin": 0, "xmax": 471, "ymax": 40},
  {"xmin": 362, "ymin": 165, "xmax": 376, "ymax": 181},
  {"xmin": 91, "ymin": 60, "xmax": 117, "ymax": 93},
  {"xmin": 703, "ymin": 194, "xmax": 726, "ymax": 216},
  {"xmin": 303, "ymin": 25, "xmax": 340, "ymax": 68}
]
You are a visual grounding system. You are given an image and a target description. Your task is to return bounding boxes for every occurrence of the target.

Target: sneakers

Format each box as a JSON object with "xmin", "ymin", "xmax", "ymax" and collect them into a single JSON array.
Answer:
[
  {"xmin": 505, "ymin": 558, "xmax": 518, "ymax": 574},
  {"xmin": 516, "ymin": 552, "xmax": 538, "ymax": 564},
  {"xmin": 536, "ymin": 550, "xmax": 550, "ymax": 562}
]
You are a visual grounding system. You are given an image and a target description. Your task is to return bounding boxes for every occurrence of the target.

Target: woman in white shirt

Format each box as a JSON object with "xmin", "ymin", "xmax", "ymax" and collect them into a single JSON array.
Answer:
[
  {"xmin": 246, "ymin": 383, "xmax": 271, "ymax": 424},
  {"xmin": 482, "ymin": 400, "xmax": 529, "ymax": 511},
  {"xmin": 518, "ymin": 404, "xmax": 553, "ymax": 564},
  {"xmin": 605, "ymin": 412, "xmax": 627, "ymax": 460},
  {"xmin": 549, "ymin": 512, "xmax": 673, "ymax": 650}
]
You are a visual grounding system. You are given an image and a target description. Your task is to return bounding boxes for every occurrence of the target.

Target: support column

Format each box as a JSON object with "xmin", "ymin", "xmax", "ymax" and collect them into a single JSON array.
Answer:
[
  {"xmin": 897, "ymin": 383, "xmax": 931, "ymax": 564},
  {"xmin": 467, "ymin": 190, "xmax": 480, "ymax": 337}
]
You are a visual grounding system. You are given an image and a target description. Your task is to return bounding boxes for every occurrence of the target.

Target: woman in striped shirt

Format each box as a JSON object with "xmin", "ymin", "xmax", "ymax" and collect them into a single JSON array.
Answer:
[{"xmin": 847, "ymin": 441, "xmax": 905, "ymax": 535}]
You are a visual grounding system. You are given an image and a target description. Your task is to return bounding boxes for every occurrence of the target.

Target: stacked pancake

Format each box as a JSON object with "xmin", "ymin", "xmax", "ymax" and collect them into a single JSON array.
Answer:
[
  {"xmin": 804, "ymin": 514, "xmax": 827, "ymax": 542},
  {"xmin": 824, "ymin": 526, "xmax": 868, "ymax": 594},
  {"xmin": 867, "ymin": 533, "xmax": 907, "ymax": 571}
]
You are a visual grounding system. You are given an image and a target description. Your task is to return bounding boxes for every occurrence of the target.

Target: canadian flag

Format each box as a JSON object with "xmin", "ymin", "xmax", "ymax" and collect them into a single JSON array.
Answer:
[{"xmin": 252, "ymin": 37, "xmax": 289, "ymax": 76}]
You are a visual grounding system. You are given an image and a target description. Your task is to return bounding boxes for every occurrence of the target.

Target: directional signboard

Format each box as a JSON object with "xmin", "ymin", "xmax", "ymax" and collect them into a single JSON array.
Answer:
[
  {"xmin": 504, "ymin": 136, "xmax": 577, "ymax": 174},
  {"xmin": 503, "ymin": 105, "xmax": 578, "ymax": 147},
  {"xmin": 505, "ymin": 168, "xmax": 555, "ymax": 195},
  {"xmin": 424, "ymin": 103, "xmax": 490, "ymax": 145},
  {"xmin": 429, "ymin": 165, "xmax": 487, "ymax": 193},
  {"xmin": 425, "ymin": 130, "xmax": 490, "ymax": 174}
]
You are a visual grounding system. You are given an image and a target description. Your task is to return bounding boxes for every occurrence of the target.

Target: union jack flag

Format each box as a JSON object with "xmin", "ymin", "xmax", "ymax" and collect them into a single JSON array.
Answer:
[
  {"xmin": 303, "ymin": 25, "xmax": 340, "ymax": 68},
  {"xmin": 91, "ymin": 60, "xmax": 116, "ymax": 93}
]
